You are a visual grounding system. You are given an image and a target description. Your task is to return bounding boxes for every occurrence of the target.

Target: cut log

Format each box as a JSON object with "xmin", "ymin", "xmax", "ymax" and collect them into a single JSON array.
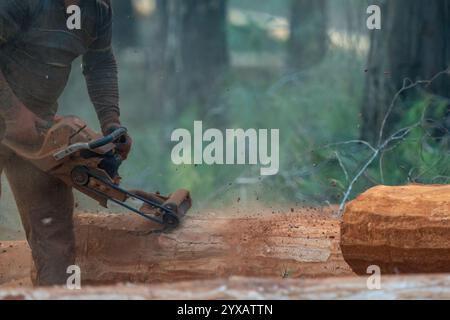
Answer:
[
  {"xmin": 1, "ymin": 209, "xmax": 353, "ymax": 286},
  {"xmin": 1, "ymin": 274, "xmax": 450, "ymax": 300},
  {"xmin": 75, "ymin": 209, "xmax": 352, "ymax": 284},
  {"xmin": 340, "ymin": 184, "xmax": 450, "ymax": 275}
]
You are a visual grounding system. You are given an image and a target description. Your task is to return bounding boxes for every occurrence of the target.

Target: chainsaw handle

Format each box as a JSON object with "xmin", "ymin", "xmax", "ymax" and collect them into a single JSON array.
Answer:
[
  {"xmin": 53, "ymin": 127, "xmax": 128, "ymax": 161},
  {"xmin": 88, "ymin": 127, "xmax": 128, "ymax": 149}
]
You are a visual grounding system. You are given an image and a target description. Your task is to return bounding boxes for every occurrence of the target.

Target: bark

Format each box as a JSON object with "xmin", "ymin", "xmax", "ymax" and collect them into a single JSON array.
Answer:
[
  {"xmin": 2, "ymin": 275, "xmax": 450, "ymax": 299},
  {"xmin": 341, "ymin": 184, "xmax": 450, "ymax": 275},
  {"xmin": 361, "ymin": 0, "xmax": 450, "ymax": 145},
  {"xmin": 288, "ymin": 0, "xmax": 328, "ymax": 69}
]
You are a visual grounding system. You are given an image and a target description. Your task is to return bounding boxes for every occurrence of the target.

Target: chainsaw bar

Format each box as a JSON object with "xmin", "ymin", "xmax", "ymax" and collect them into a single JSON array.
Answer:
[{"xmin": 74, "ymin": 168, "xmax": 183, "ymax": 229}]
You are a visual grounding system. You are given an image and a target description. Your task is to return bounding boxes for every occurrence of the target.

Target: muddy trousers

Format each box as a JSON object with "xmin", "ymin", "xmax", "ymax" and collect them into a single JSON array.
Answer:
[{"xmin": 0, "ymin": 146, "xmax": 75, "ymax": 286}]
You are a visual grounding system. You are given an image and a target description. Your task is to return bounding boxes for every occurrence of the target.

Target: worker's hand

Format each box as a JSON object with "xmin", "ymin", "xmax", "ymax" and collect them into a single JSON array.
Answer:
[
  {"xmin": 103, "ymin": 123, "xmax": 133, "ymax": 160},
  {"xmin": 2, "ymin": 103, "xmax": 48, "ymax": 147},
  {"xmin": 53, "ymin": 114, "xmax": 64, "ymax": 122}
]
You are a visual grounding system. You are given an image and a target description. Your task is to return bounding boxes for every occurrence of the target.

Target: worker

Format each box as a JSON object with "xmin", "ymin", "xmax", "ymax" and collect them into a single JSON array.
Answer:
[{"xmin": 0, "ymin": 0, "xmax": 132, "ymax": 286}]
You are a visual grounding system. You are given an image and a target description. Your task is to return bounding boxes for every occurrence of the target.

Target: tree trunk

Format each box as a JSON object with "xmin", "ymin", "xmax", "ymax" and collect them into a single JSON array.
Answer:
[
  {"xmin": 111, "ymin": 0, "xmax": 138, "ymax": 50},
  {"xmin": 361, "ymin": 0, "xmax": 450, "ymax": 145},
  {"xmin": 288, "ymin": 0, "xmax": 328, "ymax": 69},
  {"xmin": 158, "ymin": 0, "xmax": 229, "ymax": 117},
  {"xmin": 145, "ymin": 0, "xmax": 169, "ymax": 114}
]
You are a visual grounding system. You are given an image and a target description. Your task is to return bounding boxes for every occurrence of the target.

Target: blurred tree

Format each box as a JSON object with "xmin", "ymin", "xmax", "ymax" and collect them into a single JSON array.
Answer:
[
  {"xmin": 111, "ymin": 0, "xmax": 138, "ymax": 50},
  {"xmin": 361, "ymin": 0, "xmax": 450, "ymax": 145},
  {"xmin": 144, "ymin": 0, "xmax": 168, "ymax": 113},
  {"xmin": 342, "ymin": 0, "xmax": 370, "ymax": 36},
  {"xmin": 287, "ymin": 0, "xmax": 328, "ymax": 69},
  {"xmin": 154, "ymin": 0, "xmax": 229, "ymax": 117}
]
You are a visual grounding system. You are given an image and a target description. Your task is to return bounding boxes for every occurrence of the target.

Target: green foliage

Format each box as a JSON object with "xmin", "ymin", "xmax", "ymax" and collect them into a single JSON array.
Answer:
[
  {"xmin": 229, "ymin": 22, "xmax": 284, "ymax": 53},
  {"xmin": 55, "ymin": 19, "xmax": 371, "ymax": 210},
  {"xmin": 48, "ymin": 7, "xmax": 450, "ymax": 211},
  {"xmin": 376, "ymin": 96, "xmax": 450, "ymax": 185}
]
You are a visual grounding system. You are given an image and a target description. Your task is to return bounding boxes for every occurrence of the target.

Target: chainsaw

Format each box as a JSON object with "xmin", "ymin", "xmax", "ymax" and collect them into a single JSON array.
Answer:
[{"xmin": 2, "ymin": 116, "xmax": 191, "ymax": 229}]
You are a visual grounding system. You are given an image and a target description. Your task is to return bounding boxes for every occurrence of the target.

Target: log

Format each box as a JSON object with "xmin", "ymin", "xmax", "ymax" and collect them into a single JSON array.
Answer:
[
  {"xmin": 1, "ymin": 274, "xmax": 450, "ymax": 300},
  {"xmin": 1, "ymin": 209, "xmax": 353, "ymax": 286},
  {"xmin": 340, "ymin": 184, "xmax": 450, "ymax": 275},
  {"xmin": 0, "ymin": 209, "xmax": 353, "ymax": 286},
  {"xmin": 0, "ymin": 241, "xmax": 31, "ymax": 287},
  {"xmin": 75, "ymin": 209, "xmax": 352, "ymax": 284}
]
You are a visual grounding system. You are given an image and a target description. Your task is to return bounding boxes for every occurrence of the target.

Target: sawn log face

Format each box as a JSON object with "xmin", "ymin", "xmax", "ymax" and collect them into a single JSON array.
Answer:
[{"xmin": 341, "ymin": 184, "xmax": 450, "ymax": 275}]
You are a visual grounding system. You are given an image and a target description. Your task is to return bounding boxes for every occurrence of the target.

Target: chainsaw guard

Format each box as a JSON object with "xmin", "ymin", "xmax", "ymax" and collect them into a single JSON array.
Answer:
[{"xmin": 131, "ymin": 189, "xmax": 192, "ymax": 229}]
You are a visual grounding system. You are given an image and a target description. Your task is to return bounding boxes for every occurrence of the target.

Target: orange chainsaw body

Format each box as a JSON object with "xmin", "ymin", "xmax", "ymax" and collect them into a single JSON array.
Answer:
[{"xmin": 2, "ymin": 116, "xmax": 191, "ymax": 228}]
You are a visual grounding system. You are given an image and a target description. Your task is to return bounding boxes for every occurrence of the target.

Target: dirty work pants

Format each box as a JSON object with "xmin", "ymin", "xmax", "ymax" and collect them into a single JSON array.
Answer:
[{"xmin": 0, "ymin": 146, "xmax": 75, "ymax": 286}]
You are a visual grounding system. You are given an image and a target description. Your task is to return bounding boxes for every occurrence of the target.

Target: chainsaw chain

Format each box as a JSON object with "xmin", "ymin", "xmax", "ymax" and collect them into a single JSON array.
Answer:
[{"xmin": 80, "ymin": 169, "xmax": 180, "ymax": 229}]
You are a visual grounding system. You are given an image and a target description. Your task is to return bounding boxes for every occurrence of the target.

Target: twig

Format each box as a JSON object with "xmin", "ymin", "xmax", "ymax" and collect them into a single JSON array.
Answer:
[
  {"xmin": 321, "ymin": 140, "xmax": 377, "ymax": 153},
  {"xmin": 334, "ymin": 151, "xmax": 349, "ymax": 182},
  {"xmin": 337, "ymin": 123, "xmax": 419, "ymax": 215},
  {"xmin": 378, "ymin": 68, "xmax": 450, "ymax": 146},
  {"xmin": 334, "ymin": 68, "xmax": 450, "ymax": 216}
]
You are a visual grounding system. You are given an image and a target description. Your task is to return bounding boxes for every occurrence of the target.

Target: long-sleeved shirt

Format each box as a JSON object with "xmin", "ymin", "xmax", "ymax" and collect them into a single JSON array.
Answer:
[{"xmin": 0, "ymin": 0, "xmax": 119, "ymax": 127}]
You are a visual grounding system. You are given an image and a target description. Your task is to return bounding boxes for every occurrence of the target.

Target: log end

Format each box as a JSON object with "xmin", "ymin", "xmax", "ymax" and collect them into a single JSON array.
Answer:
[{"xmin": 340, "ymin": 184, "xmax": 450, "ymax": 275}]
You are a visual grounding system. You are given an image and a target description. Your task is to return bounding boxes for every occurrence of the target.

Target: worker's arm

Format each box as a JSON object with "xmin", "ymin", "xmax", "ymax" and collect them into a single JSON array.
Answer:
[
  {"xmin": 83, "ymin": 47, "xmax": 120, "ymax": 133},
  {"xmin": 82, "ymin": 1, "xmax": 132, "ymax": 158},
  {"xmin": 82, "ymin": 1, "xmax": 120, "ymax": 133}
]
